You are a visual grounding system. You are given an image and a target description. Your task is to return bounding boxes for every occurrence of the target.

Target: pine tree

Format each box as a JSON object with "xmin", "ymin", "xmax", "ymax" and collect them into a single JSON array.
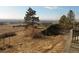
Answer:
[
  {"xmin": 24, "ymin": 7, "xmax": 40, "ymax": 37},
  {"xmin": 67, "ymin": 10, "xmax": 75, "ymax": 21},
  {"xmin": 67, "ymin": 10, "xmax": 75, "ymax": 28},
  {"xmin": 24, "ymin": 7, "xmax": 39, "ymax": 27},
  {"xmin": 59, "ymin": 15, "xmax": 72, "ymax": 29}
]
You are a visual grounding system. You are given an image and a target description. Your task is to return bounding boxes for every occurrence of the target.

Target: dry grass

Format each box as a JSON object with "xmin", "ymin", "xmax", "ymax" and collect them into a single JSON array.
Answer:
[{"xmin": 0, "ymin": 24, "xmax": 65, "ymax": 53}]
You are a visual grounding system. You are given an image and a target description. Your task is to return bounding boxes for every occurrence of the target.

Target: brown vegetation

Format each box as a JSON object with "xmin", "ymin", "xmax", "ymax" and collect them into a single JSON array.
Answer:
[{"xmin": 0, "ymin": 24, "xmax": 65, "ymax": 53}]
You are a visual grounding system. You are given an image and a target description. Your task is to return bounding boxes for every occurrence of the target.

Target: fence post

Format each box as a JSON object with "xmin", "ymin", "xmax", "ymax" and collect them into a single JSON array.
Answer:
[{"xmin": 64, "ymin": 29, "xmax": 73, "ymax": 52}]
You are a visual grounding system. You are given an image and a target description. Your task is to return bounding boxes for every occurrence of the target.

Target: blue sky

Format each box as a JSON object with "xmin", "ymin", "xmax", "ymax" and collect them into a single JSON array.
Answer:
[{"xmin": 0, "ymin": 6, "xmax": 79, "ymax": 21}]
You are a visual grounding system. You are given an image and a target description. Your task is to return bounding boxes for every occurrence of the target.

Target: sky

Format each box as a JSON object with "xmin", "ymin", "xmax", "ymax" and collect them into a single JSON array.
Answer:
[{"xmin": 0, "ymin": 6, "xmax": 79, "ymax": 21}]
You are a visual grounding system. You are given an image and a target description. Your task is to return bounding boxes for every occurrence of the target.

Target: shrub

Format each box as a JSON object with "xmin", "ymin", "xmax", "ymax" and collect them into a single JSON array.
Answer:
[{"xmin": 41, "ymin": 24, "xmax": 61, "ymax": 36}]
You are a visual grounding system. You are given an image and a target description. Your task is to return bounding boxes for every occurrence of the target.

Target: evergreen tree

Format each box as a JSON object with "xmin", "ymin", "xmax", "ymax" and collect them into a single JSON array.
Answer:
[
  {"xmin": 67, "ymin": 10, "xmax": 75, "ymax": 21},
  {"xmin": 59, "ymin": 15, "xmax": 72, "ymax": 29},
  {"xmin": 67, "ymin": 10, "xmax": 75, "ymax": 28},
  {"xmin": 24, "ymin": 7, "xmax": 40, "ymax": 37},
  {"xmin": 24, "ymin": 7, "xmax": 39, "ymax": 27}
]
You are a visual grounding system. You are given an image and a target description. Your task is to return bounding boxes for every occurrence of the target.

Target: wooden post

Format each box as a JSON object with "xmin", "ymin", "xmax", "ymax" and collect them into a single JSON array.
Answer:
[{"xmin": 64, "ymin": 29, "xmax": 73, "ymax": 52}]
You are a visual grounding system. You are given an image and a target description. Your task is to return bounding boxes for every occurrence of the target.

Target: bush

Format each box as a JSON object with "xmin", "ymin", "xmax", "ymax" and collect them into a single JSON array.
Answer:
[{"xmin": 41, "ymin": 24, "xmax": 61, "ymax": 36}]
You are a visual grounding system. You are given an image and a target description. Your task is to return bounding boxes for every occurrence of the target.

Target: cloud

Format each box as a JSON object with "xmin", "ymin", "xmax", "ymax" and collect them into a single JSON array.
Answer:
[{"xmin": 44, "ymin": 6, "xmax": 58, "ymax": 10}]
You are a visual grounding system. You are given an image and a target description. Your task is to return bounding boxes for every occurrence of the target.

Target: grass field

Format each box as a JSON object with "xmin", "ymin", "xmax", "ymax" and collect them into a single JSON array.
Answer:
[{"xmin": 0, "ymin": 24, "xmax": 65, "ymax": 53}]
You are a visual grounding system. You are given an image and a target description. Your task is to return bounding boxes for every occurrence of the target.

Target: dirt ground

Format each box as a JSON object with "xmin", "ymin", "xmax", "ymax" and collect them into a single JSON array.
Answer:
[{"xmin": 0, "ymin": 25, "xmax": 65, "ymax": 53}]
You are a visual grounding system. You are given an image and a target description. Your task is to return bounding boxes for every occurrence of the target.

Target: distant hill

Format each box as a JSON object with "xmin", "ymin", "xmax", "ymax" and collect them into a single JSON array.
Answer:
[
  {"xmin": 0, "ymin": 19, "xmax": 24, "ymax": 24},
  {"xmin": 0, "ymin": 19, "xmax": 59, "ymax": 24},
  {"xmin": 40, "ymin": 20, "xmax": 59, "ymax": 24}
]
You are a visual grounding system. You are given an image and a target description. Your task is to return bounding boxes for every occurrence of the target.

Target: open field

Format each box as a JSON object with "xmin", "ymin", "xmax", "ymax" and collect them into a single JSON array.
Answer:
[{"xmin": 0, "ymin": 24, "xmax": 65, "ymax": 53}]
